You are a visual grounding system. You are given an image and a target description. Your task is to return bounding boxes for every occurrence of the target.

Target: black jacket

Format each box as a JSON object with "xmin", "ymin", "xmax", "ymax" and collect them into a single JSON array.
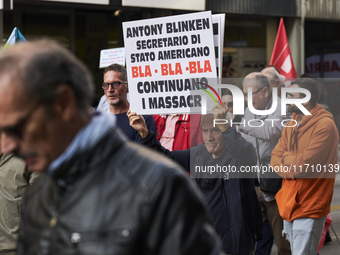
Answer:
[
  {"xmin": 141, "ymin": 127, "xmax": 263, "ymax": 255},
  {"xmin": 17, "ymin": 128, "xmax": 222, "ymax": 255}
]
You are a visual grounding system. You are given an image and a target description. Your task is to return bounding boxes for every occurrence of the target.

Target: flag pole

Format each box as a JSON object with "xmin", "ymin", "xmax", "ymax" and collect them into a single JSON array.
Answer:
[
  {"xmin": 0, "ymin": 10, "xmax": 3, "ymax": 47},
  {"xmin": 301, "ymin": 1, "xmax": 306, "ymax": 74}
]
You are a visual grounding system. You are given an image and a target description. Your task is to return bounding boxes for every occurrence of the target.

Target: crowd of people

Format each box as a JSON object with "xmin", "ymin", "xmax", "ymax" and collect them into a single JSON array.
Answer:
[{"xmin": 0, "ymin": 40, "xmax": 338, "ymax": 255}]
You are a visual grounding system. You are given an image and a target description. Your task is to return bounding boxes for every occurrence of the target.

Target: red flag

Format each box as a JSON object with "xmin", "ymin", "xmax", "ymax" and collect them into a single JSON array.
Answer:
[{"xmin": 270, "ymin": 18, "xmax": 297, "ymax": 79}]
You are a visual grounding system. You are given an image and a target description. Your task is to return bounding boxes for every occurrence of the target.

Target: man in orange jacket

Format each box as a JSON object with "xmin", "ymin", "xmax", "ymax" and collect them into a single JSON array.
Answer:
[{"xmin": 271, "ymin": 78, "xmax": 339, "ymax": 255}]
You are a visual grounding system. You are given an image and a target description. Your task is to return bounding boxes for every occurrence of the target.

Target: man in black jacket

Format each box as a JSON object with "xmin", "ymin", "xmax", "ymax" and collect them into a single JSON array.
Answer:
[
  {"xmin": 128, "ymin": 106, "xmax": 263, "ymax": 255},
  {"xmin": 0, "ymin": 40, "xmax": 222, "ymax": 255}
]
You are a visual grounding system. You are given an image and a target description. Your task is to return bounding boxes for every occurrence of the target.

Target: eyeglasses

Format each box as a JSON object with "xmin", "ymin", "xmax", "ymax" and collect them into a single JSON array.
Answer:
[
  {"xmin": 102, "ymin": 81, "xmax": 127, "ymax": 90},
  {"xmin": 0, "ymin": 102, "xmax": 41, "ymax": 140},
  {"xmin": 244, "ymin": 87, "xmax": 265, "ymax": 98}
]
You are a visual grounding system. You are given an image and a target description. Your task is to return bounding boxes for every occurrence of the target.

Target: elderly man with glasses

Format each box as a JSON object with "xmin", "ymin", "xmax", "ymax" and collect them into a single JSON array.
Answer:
[
  {"xmin": 238, "ymin": 72, "xmax": 291, "ymax": 255},
  {"xmin": 100, "ymin": 63, "xmax": 156, "ymax": 143}
]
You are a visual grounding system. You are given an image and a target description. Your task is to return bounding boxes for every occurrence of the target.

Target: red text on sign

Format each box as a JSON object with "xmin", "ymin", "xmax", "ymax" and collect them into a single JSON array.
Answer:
[
  {"xmin": 161, "ymin": 63, "xmax": 183, "ymax": 76},
  {"xmin": 188, "ymin": 60, "xmax": 212, "ymax": 74},
  {"xmin": 131, "ymin": 65, "xmax": 152, "ymax": 78}
]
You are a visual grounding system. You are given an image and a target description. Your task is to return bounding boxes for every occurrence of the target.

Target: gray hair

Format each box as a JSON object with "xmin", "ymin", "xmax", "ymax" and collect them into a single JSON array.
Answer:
[
  {"xmin": 0, "ymin": 40, "xmax": 94, "ymax": 112},
  {"xmin": 103, "ymin": 63, "xmax": 127, "ymax": 81},
  {"xmin": 254, "ymin": 74, "xmax": 271, "ymax": 91}
]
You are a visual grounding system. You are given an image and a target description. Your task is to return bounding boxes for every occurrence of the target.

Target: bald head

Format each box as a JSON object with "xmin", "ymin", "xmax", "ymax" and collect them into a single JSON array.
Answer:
[
  {"xmin": 243, "ymin": 72, "xmax": 271, "ymax": 91},
  {"xmin": 244, "ymin": 72, "xmax": 261, "ymax": 79},
  {"xmin": 261, "ymin": 67, "xmax": 282, "ymax": 97},
  {"xmin": 242, "ymin": 72, "xmax": 271, "ymax": 110}
]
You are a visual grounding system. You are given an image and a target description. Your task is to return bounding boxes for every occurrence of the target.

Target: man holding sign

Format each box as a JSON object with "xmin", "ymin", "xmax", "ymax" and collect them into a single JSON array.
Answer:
[
  {"xmin": 128, "ymin": 104, "xmax": 263, "ymax": 255},
  {"xmin": 101, "ymin": 64, "xmax": 156, "ymax": 143}
]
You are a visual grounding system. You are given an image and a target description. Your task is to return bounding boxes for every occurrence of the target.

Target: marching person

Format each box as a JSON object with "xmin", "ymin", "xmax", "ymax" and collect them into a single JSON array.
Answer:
[
  {"xmin": 128, "ymin": 104, "xmax": 263, "ymax": 255},
  {"xmin": 0, "ymin": 40, "xmax": 222, "ymax": 255},
  {"xmin": 271, "ymin": 78, "xmax": 339, "ymax": 255}
]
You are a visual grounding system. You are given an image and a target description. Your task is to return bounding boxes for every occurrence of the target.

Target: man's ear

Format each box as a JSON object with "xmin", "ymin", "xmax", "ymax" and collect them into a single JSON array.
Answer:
[
  {"xmin": 126, "ymin": 83, "xmax": 129, "ymax": 93},
  {"xmin": 276, "ymin": 80, "xmax": 282, "ymax": 88},
  {"xmin": 52, "ymin": 85, "xmax": 77, "ymax": 121},
  {"xmin": 264, "ymin": 87, "xmax": 270, "ymax": 97}
]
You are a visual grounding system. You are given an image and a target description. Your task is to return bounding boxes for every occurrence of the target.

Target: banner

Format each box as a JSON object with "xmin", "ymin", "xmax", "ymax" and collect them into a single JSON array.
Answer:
[
  {"xmin": 123, "ymin": 11, "xmax": 217, "ymax": 115},
  {"xmin": 270, "ymin": 18, "xmax": 297, "ymax": 79},
  {"xmin": 4, "ymin": 27, "xmax": 26, "ymax": 48},
  {"xmin": 305, "ymin": 53, "xmax": 340, "ymax": 78}
]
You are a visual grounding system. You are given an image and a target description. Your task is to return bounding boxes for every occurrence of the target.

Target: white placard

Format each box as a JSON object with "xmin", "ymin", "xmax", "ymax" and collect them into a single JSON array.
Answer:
[
  {"xmin": 212, "ymin": 14, "xmax": 225, "ymax": 79},
  {"xmin": 123, "ymin": 11, "xmax": 217, "ymax": 115},
  {"xmin": 218, "ymin": 14, "xmax": 225, "ymax": 78},
  {"xmin": 99, "ymin": 48, "xmax": 125, "ymax": 68}
]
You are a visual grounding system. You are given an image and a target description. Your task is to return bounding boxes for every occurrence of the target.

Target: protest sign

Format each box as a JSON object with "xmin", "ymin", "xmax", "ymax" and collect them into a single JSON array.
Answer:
[
  {"xmin": 123, "ymin": 11, "xmax": 217, "ymax": 115},
  {"xmin": 99, "ymin": 47, "xmax": 125, "ymax": 68},
  {"xmin": 212, "ymin": 14, "xmax": 225, "ymax": 79},
  {"xmin": 306, "ymin": 53, "xmax": 340, "ymax": 78}
]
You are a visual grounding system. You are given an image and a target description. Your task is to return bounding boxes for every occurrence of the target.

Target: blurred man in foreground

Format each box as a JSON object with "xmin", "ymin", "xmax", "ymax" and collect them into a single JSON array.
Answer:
[{"xmin": 0, "ymin": 40, "xmax": 222, "ymax": 255}]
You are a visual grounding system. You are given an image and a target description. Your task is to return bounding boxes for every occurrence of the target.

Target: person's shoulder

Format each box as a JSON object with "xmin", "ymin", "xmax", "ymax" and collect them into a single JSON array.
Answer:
[
  {"xmin": 189, "ymin": 141, "xmax": 208, "ymax": 156},
  {"xmin": 123, "ymin": 141, "xmax": 186, "ymax": 174},
  {"xmin": 96, "ymin": 95, "xmax": 109, "ymax": 112},
  {"xmin": 315, "ymin": 114, "xmax": 338, "ymax": 132},
  {"xmin": 0, "ymin": 153, "xmax": 26, "ymax": 171},
  {"xmin": 116, "ymin": 141, "xmax": 188, "ymax": 192}
]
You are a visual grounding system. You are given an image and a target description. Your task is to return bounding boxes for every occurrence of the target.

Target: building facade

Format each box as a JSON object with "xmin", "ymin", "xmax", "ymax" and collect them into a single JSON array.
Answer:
[{"xmin": 1, "ymin": 0, "xmax": 339, "ymax": 135}]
